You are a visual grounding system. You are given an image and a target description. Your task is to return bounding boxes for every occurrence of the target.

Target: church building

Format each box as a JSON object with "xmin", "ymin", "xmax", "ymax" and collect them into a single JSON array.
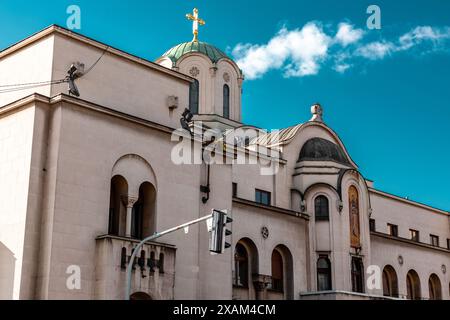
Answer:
[{"xmin": 0, "ymin": 10, "xmax": 449, "ymax": 300}]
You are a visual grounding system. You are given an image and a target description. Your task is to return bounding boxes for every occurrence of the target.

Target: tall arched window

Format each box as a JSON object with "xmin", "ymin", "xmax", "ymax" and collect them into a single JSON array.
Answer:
[
  {"xmin": 223, "ymin": 84, "xmax": 230, "ymax": 119},
  {"xmin": 131, "ymin": 182, "xmax": 156, "ymax": 240},
  {"xmin": 382, "ymin": 265, "xmax": 399, "ymax": 297},
  {"xmin": 315, "ymin": 195, "xmax": 329, "ymax": 221},
  {"xmin": 271, "ymin": 250, "xmax": 284, "ymax": 292},
  {"xmin": 234, "ymin": 243, "xmax": 249, "ymax": 288},
  {"xmin": 428, "ymin": 274, "xmax": 442, "ymax": 300},
  {"xmin": 351, "ymin": 257, "xmax": 364, "ymax": 293},
  {"xmin": 109, "ymin": 175, "xmax": 128, "ymax": 236},
  {"xmin": 189, "ymin": 79, "xmax": 199, "ymax": 114},
  {"xmin": 233, "ymin": 238, "xmax": 259, "ymax": 300},
  {"xmin": 406, "ymin": 270, "xmax": 421, "ymax": 300},
  {"xmin": 317, "ymin": 256, "xmax": 332, "ymax": 291}
]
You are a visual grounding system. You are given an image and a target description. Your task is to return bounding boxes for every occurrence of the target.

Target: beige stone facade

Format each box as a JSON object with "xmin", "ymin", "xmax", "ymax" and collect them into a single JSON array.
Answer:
[{"xmin": 0, "ymin": 25, "xmax": 449, "ymax": 300}]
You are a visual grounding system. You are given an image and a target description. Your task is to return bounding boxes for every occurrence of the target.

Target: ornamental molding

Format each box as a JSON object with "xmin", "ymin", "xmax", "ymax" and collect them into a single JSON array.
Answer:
[
  {"xmin": 189, "ymin": 66, "xmax": 200, "ymax": 77},
  {"xmin": 223, "ymin": 72, "xmax": 230, "ymax": 83},
  {"xmin": 261, "ymin": 226, "xmax": 269, "ymax": 239}
]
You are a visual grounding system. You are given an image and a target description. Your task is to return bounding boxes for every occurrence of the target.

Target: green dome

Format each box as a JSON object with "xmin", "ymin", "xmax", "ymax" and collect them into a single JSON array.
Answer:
[{"xmin": 162, "ymin": 41, "xmax": 229, "ymax": 64}]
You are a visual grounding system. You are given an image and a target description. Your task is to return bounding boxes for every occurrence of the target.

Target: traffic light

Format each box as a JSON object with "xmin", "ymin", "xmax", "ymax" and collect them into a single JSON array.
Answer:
[{"xmin": 209, "ymin": 210, "xmax": 233, "ymax": 254}]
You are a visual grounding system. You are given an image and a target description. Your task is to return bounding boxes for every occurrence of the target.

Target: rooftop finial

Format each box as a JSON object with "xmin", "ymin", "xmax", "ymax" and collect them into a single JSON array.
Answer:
[
  {"xmin": 186, "ymin": 8, "xmax": 206, "ymax": 42},
  {"xmin": 310, "ymin": 103, "xmax": 323, "ymax": 122}
]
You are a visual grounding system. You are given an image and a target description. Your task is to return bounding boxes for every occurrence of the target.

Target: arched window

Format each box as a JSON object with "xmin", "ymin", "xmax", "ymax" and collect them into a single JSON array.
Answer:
[
  {"xmin": 351, "ymin": 257, "xmax": 364, "ymax": 293},
  {"xmin": 131, "ymin": 182, "xmax": 156, "ymax": 240},
  {"xmin": 428, "ymin": 274, "xmax": 442, "ymax": 300},
  {"xmin": 233, "ymin": 238, "xmax": 259, "ymax": 300},
  {"xmin": 406, "ymin": 270, "xmax": 421, "ymax": 300},
  {"xmin": 234, "ymin": 243, "xmax": 249, "ymax": 287},
  {"xmin": 271, "ymin": 250, "xmax": 284, "ymax": 292},
  {"xmin": 223, "ymin": 84, "xmax": 230, "ymax": 119},
  {"xmin": 189, "ymin": 79, "xmax": 199, "ymax": 114},
  {"xmin": 109, "ymin": 175, "xmax": 128, "ymax": 236},
  {"xmin": 314, "ymin": 195, "xmax": 329, "ymax": 221},
  {"xmin": 382, "ymin": 265, "xmax": 399, "ymax": 297},
  {"xmin": 317, "ymin": 256, "xmax": 332, "ymax": 291}
]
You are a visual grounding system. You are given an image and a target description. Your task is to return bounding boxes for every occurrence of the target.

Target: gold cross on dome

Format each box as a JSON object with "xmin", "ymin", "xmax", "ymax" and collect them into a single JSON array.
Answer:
[{"xmin": 186, "ymin": 8, "xmax": 205, "ymax": 42}]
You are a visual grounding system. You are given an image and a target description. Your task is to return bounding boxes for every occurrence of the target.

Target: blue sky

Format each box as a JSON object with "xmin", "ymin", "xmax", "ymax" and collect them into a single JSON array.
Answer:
[{"xmin": 1, "ymin": 0, "xmax": 449, "ymax": 211}]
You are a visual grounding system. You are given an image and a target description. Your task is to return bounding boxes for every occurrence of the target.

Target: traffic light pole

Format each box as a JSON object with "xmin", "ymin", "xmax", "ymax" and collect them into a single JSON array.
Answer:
[{"xmin": 125, "ymin": 214, "xmax": 213, "ymax": 300}]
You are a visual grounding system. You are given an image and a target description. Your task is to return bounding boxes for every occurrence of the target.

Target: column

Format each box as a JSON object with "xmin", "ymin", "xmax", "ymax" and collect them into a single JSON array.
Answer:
[
  {"xmin": 253, "ymin": 274, "xmax": 271, "ymax": 300},
  {"xmin": 122, "ymin": 196, "xmax": 138, "ymax": 237}
]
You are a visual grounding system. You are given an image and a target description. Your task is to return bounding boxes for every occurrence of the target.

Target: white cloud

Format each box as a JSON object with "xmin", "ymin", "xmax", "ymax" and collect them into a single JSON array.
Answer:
[
  {"xmin": 355, "ymin": 41, "xmax": 394, "ymax": 60},
  {"xmin": 335, "ymin": 23, "xmax": 364, "ymax": 47},
  {"xmin": 356, "ymin": 26, "xmax": 450, "ymax": 61},
  {"xmin": 233, "ymin": 23, "xmax": 450, "ymax": 79},
  {"xmin": 332, "ymin": 52, "xmax": 352, "ymax": 74},
  {"xmin": 334, "ymin": 63, "xmax": 351, "ymax": 73},
  {"xmin": 233, "ymin": 23, "xmax": 331, "ymax": 79},
  {"xmin": 398, "ymin": 26, "xmax": 450, "ymax": 51}
]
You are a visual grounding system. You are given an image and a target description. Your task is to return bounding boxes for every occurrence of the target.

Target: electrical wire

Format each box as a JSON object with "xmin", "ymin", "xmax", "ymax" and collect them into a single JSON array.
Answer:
[
  {"xmin": 82, "ymin": 45, "xmax": 110, "ymax": 76},
  {"xmin": 0, "ymin": 79, "xmax": 65, "ymax": 88},
  {"xmin": 0, "ymin": 79, "xmax": 68, "ymax": 94},
  {"xmin": 0, "ymin": 45, "xmax": 109, "ymax": 94}
]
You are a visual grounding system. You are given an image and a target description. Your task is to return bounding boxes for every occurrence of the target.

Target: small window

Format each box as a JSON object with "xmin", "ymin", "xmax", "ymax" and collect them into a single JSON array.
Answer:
[
  {"xmin": 447, "ymin": 239, "xmax": 450, "ymax": 250},
  {"xmin": 255, "ymin": 189, "xmax": 271, "ymax": 206},
  {"xmin": 317, "ymin": 256, "xmax": 332, "ymax": 291},
  {"xmin": 387, "ymin": 224, "xmax": 398, "ymax": 237},
  {"xmin": 314, "ymin": 196, "xmax": 329, "ymax": 221},
  {"xmin": 223, "ymin": 84, "xmax": 230, "ymax": 119},
  {"xmin": 430, "ymin": 235, "xmax": 439, "ymax": 247},
  {"xmin": 369, "ymin": 219, "xmax": 376, "ymax": 232},
  {"xmin": 158, "ymin": 253, "xmax": 165, "ymax": 274},
  {"xmin": 232, "ymin": 183, "xmax": 237, "ymax": 198},
  {"xmin": 410, "ymin": 229, "xmax": 419, "ymax": 242},
  {"xmin": 351, "ymin": 257, "xmax": 365, "ymax": 293}
]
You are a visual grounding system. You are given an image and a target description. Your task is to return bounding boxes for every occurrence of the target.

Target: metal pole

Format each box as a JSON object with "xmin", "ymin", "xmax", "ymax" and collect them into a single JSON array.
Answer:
[{"xmin": 125, "ymin": 214, "xmax": 212, "ymax": 300}]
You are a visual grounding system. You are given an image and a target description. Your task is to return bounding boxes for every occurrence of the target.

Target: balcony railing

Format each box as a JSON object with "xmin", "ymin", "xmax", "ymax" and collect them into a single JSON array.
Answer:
[{"xmin": 95, "ymin": 234, "xmax": 176, "ymax": 300}]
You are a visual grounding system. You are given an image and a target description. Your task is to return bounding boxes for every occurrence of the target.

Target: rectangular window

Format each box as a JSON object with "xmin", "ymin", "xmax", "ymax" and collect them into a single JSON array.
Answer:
[
  {"xmin": 189, "ymin": 79, "xmax": 199, "ymax": 114},
  {"xmin": 447, "ymin": 239, "xmax": 450, "ymax": 250},
  {"xmin": 409, "ymin": 229, "xmax": 419, "ymax": 242},
  {"xmin": 255, "ymin": 189, "xmax": 271, "ymax": 206},
  {"xmin": 232, "ymin": 183, "xmax": 237, "ymax": 198},
  {"xmin": 387, "ymin": 224, "xmax": 398, "ymax": 237},
  {"xmin": 369, "ymin": 219, "xmax": 376, "ymax": 232},
  {"xmin": 430, "ymin": 235, "xmax": 439, "ymax": 247}
]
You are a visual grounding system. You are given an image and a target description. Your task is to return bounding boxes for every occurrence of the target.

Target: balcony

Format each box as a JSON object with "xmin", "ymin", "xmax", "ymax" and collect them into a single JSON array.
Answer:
[{"xmin": 94, "ymin": 234, "xmax": 176, "ymax": 300}]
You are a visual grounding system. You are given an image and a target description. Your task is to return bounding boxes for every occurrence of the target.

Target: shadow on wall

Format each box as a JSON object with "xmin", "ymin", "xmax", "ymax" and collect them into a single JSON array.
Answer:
[{"xmin": 0, "ymin": 241, "xmax": 15, "ymax": 300}]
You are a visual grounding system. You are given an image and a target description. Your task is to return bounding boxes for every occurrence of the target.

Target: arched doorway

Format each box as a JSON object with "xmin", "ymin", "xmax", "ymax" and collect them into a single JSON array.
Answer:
[
  {"xmin": 130, "ymin": 292, "xmax": 152, "ymax": 300},
  {"xmin": 382, "ymin": 265, "xmax": 399, "ymax": 297},
  {"xmin": 428, "ymin": 274, "xmax": 442, "ymax": 300},
  {"xmin": 406, "ymin": 270, "xmax": 421, "ymax": 300}
]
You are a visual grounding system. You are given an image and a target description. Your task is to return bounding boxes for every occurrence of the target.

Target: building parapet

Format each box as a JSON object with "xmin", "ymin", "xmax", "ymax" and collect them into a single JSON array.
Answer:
[
  {"xmin": 369, "ymin": 188, "xmax": 449, "ymax": 216},
  {"xmin": 371, "ymin": 231, "xmax": 450, "ymax": 254},
  {"xmin": 94, "ymin": 235, "xmax": 176, "ymax": 300},
  {"xmin": 299, "ymin": 290, "xmax": 401, "ymax": 300}
]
